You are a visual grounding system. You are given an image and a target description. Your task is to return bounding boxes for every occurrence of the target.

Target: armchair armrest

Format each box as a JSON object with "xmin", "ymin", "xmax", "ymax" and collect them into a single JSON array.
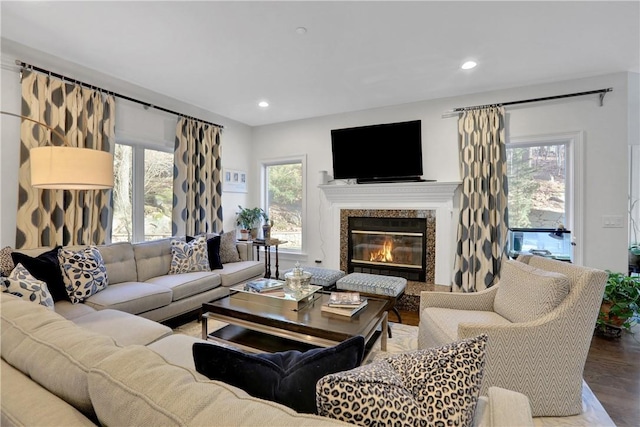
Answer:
[{"xmin": 419, "ymin": 286, "xmax": 498, "ymax": 313}]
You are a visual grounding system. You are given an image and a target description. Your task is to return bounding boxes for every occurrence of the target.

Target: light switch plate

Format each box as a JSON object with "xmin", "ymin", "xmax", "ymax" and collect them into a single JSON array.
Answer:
[{"xmin": 601, "ymin": 215, "xmax": 624, "ymax": 228}]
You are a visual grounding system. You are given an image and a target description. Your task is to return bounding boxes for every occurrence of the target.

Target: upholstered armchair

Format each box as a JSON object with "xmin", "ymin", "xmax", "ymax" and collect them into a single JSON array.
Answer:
[{"xmin": 418, "ymin": 255, "xmax": 608, "ymax": 417}]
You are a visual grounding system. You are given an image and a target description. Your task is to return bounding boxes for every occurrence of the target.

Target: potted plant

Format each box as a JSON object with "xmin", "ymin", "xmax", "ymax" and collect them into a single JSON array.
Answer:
[
  {"xmin": 236, "ymin": 206, "xmax": 267, "ymax": 240},
  {"xmin": 596, "ymin": 270, "xmax": 640, "ymax": 335}
]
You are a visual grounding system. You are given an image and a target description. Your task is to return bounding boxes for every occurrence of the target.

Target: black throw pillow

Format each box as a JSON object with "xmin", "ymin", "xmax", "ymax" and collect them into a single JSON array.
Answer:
[
  {"xmin": 11, "ymin": 246, "xmax": 69, "ymax": 302},
  {"xmin": 193, "ymin": 336, "xmax": 365, "ymax": 414},
  {"xmin": 186, "ymin": 235, "xmax": 223, "ymax": 270}
]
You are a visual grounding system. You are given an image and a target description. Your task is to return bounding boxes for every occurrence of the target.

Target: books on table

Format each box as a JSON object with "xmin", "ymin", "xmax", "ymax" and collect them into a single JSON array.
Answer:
[{"xmin": 321, "ymin": 292, "xmax": 368, "ymax": 316}]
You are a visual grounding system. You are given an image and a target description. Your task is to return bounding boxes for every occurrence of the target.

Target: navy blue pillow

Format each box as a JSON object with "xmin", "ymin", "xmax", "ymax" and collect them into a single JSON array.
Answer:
[
  {"xmin": 186, "ymin": 235, "xmax": 223, "ymax": 270},
  {"xmin": 11, "ymin": 246, "xmax": 69, "ymax": 302},
  {"xmin": 192, "ymin": 336, "xmax": 365, "ymax": 414}
]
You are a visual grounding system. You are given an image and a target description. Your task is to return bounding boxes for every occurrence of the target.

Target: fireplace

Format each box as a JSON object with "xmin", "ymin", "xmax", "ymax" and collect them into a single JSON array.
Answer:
[
  {"xmin": 348, "ymin": 216, "xmax": 427, "ymax": 281},
  {"xmin": 339, "ymin": 209, "xmax": 436, "ymax": 285}
]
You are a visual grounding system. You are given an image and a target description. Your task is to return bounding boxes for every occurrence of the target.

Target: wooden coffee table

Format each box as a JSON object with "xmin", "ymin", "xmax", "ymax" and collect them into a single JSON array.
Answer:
[{"xmin": 201, "ymin": 293, "xmax": 388, "ymax": 354}]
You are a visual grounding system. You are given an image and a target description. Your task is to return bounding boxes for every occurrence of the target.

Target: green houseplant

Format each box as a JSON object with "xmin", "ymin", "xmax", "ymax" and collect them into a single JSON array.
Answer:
[
  {"xmin": 235, "ymin": 206, "xmax": 267, "ymax": 239},
  {"xmin": 596, "ymin": 270, "xmax": 640, "ymax": 333}
]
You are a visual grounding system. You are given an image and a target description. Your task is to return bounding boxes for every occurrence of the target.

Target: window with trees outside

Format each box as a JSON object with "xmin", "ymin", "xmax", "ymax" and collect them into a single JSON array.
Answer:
[
  {"xmin": 262, "ymin": 157, "xmax": 305, "ymax": 251},
  {"xmin": 112, "ymin": 143, "xmax": 173, "ymax": 242},
  {"xmin": 506, "ymin": 137, "xmax": 575, "ymax": 262}
]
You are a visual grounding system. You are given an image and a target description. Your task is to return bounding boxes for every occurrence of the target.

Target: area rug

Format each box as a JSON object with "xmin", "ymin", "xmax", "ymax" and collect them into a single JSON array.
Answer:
[{"xmin": 173, "ymin": 321, "xmax": 614, "ymax": 426}]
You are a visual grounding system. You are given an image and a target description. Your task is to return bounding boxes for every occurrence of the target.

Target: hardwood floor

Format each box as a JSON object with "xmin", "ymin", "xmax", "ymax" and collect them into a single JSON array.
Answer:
[{"xmin": 396, "ymin": 309, "xmax": 640, "ymax": 427}]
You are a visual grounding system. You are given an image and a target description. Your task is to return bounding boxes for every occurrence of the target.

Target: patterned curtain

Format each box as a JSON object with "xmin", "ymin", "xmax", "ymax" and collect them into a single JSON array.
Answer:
[
  {"xmin": 172, "ymin": 117, "xmax": 223, "ymax": 236},
  {"xmin": 453, "ymin": 107, "xmax": 508, "ymax": 292},
  {"xmin": 16, "ymin": 70, "xmax": 115, "ymax": 249}
]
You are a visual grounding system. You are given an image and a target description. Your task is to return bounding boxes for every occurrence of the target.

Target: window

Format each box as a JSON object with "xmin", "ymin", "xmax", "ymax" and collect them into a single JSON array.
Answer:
[
  {"xmin": 506, "ymin": 133, "xmax": 582, "ymax": 263},
  {"xmin": 261, "ymin": 156, "xmax": 306, "ymax": 251},
  {"xmin": 112, "ymin": 143, "xmax": 173, "ymax": 242}
]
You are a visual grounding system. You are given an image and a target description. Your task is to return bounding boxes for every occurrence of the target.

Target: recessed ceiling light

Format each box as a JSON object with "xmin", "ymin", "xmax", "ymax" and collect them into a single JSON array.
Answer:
[
  {"xmin": 258, "ymin": 101, "xmax": 269, "ymax": 108},
  {"xmin": 295, "ymin": 27, "xmax": 307, "ymax": 35},
  {"xmin": 461, "ymin": 61, "xmax": 477, "ymax": 70}
]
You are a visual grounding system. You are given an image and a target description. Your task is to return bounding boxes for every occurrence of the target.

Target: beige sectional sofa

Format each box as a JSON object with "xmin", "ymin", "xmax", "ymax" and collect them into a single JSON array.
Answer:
[
  {"xmin": 15, "ymin": 237, "xmax": 264, "ymax": 322},
  {"xmin": 1, "ymin": 290, "xmax": 535, "ymax": 427},
  {"xmin": 0, "ymin": 292, "xmax": 346, "ymax": 427}
]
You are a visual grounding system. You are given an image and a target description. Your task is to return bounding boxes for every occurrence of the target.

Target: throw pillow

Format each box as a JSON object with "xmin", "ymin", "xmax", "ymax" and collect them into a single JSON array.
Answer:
[
  {"xmin": 193, "ymin": 336, "xmax": 365, "ymax": 414},
  {"xmin": 186, "ymin": 234, "xmax": 223, "ymax": 270},
  {"xmin": 317, "ymin": 334, "xmax": 488, "ymax": 427},
  {"xmin": 2, "ymin": 263, "xmax": 54, "ymax": 310},
  {"xmin": 11, "ymin": 246, "xmax": 69, "ymax": 302},
  {"xmin": 494, "ymin": 259, "xmax": 570, "ymax": 323},
  {"xmin": 58, "ymin": 246, "xmax": 109, "ymax": 304},
  {"xmin": 0, "ymin": 246, "xmax": 15, "ymax": 276},
  {"xmin": 169, "ymin": 236, "xmax": 211, "ymax": 274},
  {"xmin": 219, "ymin": 230, "xmax": 241, "ymax": 264}
]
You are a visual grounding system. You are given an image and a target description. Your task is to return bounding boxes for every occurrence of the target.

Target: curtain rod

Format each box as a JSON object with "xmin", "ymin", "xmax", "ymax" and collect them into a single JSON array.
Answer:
[
  {"xmin": 16, "ymin": 60, "xmax": 224, "ymax": 129},
  {"xmin": 443, "ymin": 87, "xmax": 613, "ymax": 115}
]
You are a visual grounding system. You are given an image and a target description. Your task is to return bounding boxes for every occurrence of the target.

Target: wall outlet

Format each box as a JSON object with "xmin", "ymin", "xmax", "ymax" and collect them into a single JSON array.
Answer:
[{"xmin": 601, "ymin": 215, "xmax": 624, "ymax": 228}]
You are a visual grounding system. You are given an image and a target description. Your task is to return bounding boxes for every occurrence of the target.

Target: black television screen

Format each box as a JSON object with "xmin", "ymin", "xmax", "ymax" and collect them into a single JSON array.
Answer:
[{"xmin": 331, "ymin": 120, "xmax": 423, "ymax": 183}]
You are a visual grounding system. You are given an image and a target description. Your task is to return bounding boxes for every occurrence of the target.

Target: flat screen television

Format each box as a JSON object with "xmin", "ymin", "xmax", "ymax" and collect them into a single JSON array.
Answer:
[{"xmin": 331, "ymin": 120, "xmax": 424, "ymax": 184}]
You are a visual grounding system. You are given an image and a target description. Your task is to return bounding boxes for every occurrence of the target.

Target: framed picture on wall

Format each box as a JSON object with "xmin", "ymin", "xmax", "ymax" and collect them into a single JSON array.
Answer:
[{"xmin": 223, "ymin": 168, "xmax": 247, "ymax": 193}]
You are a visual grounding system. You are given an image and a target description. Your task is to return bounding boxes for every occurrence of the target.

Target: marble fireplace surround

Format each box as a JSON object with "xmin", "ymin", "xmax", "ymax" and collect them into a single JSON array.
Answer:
[
  {"xmin": 340, "ymin": 209, "xmax": 436, "ymax": 284},
  {"xmin": 319, "ymin": 181, "xmax": 461, "ymax": 286}
]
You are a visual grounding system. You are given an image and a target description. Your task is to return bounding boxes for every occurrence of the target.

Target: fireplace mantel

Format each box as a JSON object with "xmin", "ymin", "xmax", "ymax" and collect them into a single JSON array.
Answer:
[
  {"xmin": 319, "ymin": 181, "xmax": 461, "ymax": 204},
  {"xmin": 319, "ymin": 181, "xmax": 461, "ymax": 286}
]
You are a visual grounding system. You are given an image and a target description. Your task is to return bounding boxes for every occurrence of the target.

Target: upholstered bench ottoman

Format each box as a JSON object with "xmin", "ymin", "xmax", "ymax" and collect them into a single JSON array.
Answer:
[
  {"xmin": 282, "ymin": 266, "xmax": 345, "ymax": 289},
  {"xmin": 337, "ymin": 272, "xmax": 407, "ymax": 324}
]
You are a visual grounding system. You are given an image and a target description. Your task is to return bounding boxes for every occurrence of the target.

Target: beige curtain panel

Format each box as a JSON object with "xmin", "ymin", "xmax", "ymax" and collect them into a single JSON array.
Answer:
[
  {"xmin": 16, "ymin": 70, "xmax": 115, "ymax": 249},
  {"xmin": 172, "ymin": 117, "xmax": 223, "ymax": 237},
  {"xmin": 453, "ymin": 106, "xmax": 509, "ymax": 292}
]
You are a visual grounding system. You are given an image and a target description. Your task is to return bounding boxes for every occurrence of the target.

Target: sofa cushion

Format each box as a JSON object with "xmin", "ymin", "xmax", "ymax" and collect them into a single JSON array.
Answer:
[
  {"xmin": 133, "ymin": 238, "xmax": 172, "ymax": 282},
  {"xmin": 218, "ymin": 260, "xmax": 265, "ymax": 287},
  {"xmin": 1, "ymin": 359, "xmax": 97, "ymax": 427},
  {"xmin": 54, "ymin": 300, "xmax": 98, "ymax": 320},
  {"xmin": 97, "ymin": 241, "xmax": 138, "ymax": 284},
  {"xmin": 0, "ymin": 293, "xmax": 120, "ymax": 418},
  {"xmin": 82, "ymin": 281, "xmax": 173, "ymax": 314},
  {"xmin": 317, "ymin": 334, "xmax": 488, "ymax": 427},
  {"xmin": 419, "ymin": 307, "xmax": 511, "ymax": 347},
  {"xmin": 2, "ymin": 263, "xmax": 54, "ymax": 310},
  {"xmin": 146, "ymin": 271, "xmax": 221, "ymax": 301},
  {"xmin": 58, "ymin": 246, "xmax": 109, "ymax": 304},
  {"xmin": 193, "ymin": 336, "xmax": 365, "ymax": 414},
  {"xmin": 71, "ymin": 309, "xmax": 172, "ymax": 346},
  {"xmin": 0, "ymin": 245, "xmax": 15, "ymax": 276},
  {"xmin": 219, "ymin": 230, "xmax": 241, "ymax": 264},
  {"xmin": 11, "ymin": 246, "xmax": 69, "ymax": 302},
  {"xmin": 494, "ymin": 259, "xmax": 570, "ymax": 323},
  {"xmin": 148, "ymin": 333, "xmax": 230, "ymax": 374},
  {"xmin": 169, "ymin": 236, "xmax": 211, "ymax": 274},
  {"xmin": 87, "ymin": 345, "xmax": 349, "ymax": 427}
]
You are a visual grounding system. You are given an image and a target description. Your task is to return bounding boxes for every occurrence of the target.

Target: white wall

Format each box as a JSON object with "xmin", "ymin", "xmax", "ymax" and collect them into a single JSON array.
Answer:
[
  {"xmin": 0, "ymin": 39, "xmax": 254, "ymax": 246},
  {"xmin": 252, "ymin": 72, "xmax": 637, "ymax": 276},
  {"xmin": 1, "ymin": 38, "xmax": 636, "ymax": 275}
]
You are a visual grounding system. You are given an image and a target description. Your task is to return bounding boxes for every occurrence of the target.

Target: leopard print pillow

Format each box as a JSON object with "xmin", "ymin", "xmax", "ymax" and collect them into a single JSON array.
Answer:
[
  {"xmin": 0, "ymin": 246, "xmax": 15, "ymax": 277},
  {"xmin": 316, "ymin": 334, "xmax": 488, "ymax": 427},
  {"xmin": 58, "ymin": 246, "xmax": 109, "ymax": 304}
]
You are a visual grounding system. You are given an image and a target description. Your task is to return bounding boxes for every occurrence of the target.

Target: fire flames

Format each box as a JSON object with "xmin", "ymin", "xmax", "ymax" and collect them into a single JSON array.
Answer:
[{"xmin": 370, "ymin": 240, "xmax": 393, "ymax": 262}]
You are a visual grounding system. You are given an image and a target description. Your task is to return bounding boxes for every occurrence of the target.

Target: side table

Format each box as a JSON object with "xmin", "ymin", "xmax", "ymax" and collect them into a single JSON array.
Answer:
[{"xmin": 252, "ymin": 239, "xmax": 287, "ymax": 279}]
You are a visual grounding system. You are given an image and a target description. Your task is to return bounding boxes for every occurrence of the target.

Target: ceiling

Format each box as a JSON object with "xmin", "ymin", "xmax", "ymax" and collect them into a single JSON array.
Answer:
[{"xmin": 2, "ymin": 1, "xmax": 639, "ymax": 127}]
